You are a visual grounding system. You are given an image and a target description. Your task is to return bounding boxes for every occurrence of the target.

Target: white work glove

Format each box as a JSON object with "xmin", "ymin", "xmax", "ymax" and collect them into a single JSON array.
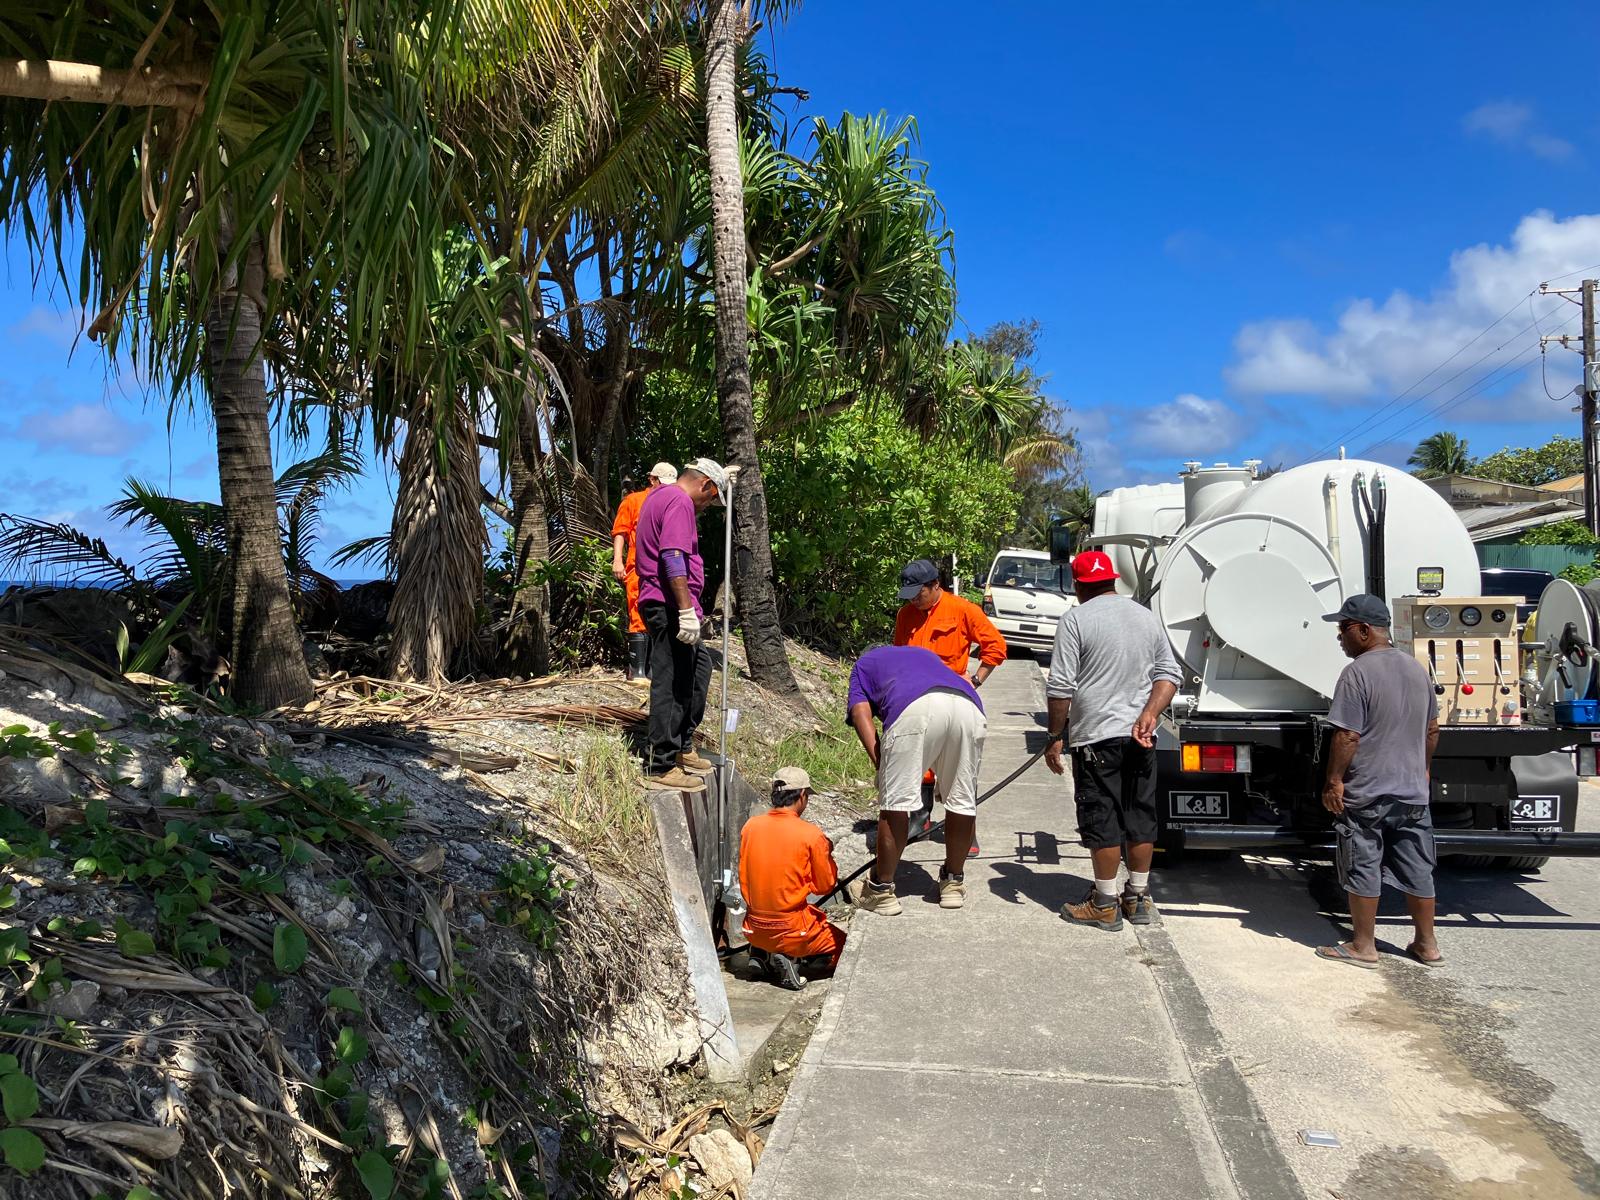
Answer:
[{"xmin": 675, "ymin": 608, "xmax": 702, "ymax": 645}]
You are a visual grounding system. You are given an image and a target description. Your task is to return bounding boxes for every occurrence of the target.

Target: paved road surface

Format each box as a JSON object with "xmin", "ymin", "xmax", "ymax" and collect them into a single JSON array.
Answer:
[{"xmin": 753, "ymin": 658, "xmax": 1600, "ymax": 1199}]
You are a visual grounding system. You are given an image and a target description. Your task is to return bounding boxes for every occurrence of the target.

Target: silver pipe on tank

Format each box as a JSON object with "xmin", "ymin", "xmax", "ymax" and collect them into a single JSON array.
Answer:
[{"xmin": 1323, "ymin": 474, "xmax": 1342, "ymax": 571}]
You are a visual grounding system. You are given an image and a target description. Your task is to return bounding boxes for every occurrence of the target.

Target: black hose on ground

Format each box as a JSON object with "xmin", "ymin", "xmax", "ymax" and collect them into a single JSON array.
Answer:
[{"xmin": 819, "ymin": 743, "xmax": 1052, "ymax": 905}]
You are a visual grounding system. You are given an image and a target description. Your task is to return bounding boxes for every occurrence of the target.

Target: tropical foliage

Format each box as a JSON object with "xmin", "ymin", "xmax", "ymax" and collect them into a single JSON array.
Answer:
[
  {"xmin": 0, "ymin": 5, "xmax": 1076, "ymax": 695},
  {"xmin": 1476, "ymin": 436, "xmax": 1584, "ymax": 488},
  {"xmin": 1407, "ymin": 431, "xmax": 1473, "ymax": 478}
]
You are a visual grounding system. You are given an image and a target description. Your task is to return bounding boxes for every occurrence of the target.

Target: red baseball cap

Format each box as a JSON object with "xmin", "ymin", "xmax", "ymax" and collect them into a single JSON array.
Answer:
[{"xmin": 1071, "ymin": 551, "xmax": 1120, "ymax": 583}]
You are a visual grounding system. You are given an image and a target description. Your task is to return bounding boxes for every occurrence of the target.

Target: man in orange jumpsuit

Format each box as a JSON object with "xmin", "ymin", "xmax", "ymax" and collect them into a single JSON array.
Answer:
[
  {"xmin": 893, "ymin": 557, "xmax": 1007, "ymax": 856},
  {"xmin": 611, "ymin": 462, "xmax": 677, "ymax": 684},
  {"xmin": 738, "ymin": 767, "xmax": 844, "ymax": 990}
]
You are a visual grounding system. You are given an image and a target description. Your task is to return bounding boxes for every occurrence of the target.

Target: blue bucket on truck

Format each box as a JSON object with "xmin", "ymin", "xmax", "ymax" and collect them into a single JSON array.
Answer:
[{"xmin": 1555, "ymin": 699, "xmax": 1600, "ymax": 726}]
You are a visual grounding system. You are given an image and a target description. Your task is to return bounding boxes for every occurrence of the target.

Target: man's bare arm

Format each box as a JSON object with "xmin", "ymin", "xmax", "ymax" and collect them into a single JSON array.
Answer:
[
  {"xmin": 849, "ymin": 701, "xmax": 880, "ymax": 767},
  {"xmin": 1133, "ymin": 680, "xmax": 1177, "ymax": 746},
  {"xmin": 1322, "ymin": 728, "xmax": 1361, "ymax": 813},
  {"xmin": 1044, "ymin": 696, "xmax": 1072, "ymax": 775}
]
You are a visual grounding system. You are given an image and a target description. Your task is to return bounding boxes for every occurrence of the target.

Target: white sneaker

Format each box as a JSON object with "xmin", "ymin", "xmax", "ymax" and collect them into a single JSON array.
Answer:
[{"xmin": 938, "ymin": 872, "xmax": 966, "ymax": 909}]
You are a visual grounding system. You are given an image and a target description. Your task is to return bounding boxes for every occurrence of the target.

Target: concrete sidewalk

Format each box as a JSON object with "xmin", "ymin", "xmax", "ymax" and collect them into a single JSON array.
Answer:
[{"xmin": 752, "ymin": 659, "xmax": 1300, "ymax": 1200}]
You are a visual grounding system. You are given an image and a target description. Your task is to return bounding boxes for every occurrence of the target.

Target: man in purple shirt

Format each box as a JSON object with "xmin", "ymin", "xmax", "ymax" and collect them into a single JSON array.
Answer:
[
  {"xmin": 847, "ymin": 645, "xmax": 988, "ymax": 912},
  {"xmin": 636, "ymin": 457, "xmax": 726, "ymax": 792}
]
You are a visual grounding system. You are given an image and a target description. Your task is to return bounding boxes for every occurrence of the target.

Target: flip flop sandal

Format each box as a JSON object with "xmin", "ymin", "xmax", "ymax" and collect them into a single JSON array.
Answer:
[
  {"xmin": 1316, "ymin": 944, "xmax": 1379, "ymax": 969},
  {"xmin": 1406, "ymin": 945, "xmax": 1445, "ymax": 968}
]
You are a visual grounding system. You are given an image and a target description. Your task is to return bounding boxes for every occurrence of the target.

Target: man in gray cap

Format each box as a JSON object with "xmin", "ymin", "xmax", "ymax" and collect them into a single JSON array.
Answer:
[
  {"xmin": 1315, "ymin": 594, "xmax": 1443, "ymax": 969},
  {"xmin": 635, "ymin": 457, "xmax": 727, "ymax": 792}
]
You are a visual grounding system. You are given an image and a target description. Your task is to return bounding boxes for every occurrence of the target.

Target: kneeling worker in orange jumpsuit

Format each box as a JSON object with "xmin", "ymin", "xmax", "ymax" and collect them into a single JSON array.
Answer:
[
  {"xmin": 738, "ymin": 767, "xmax": 845, "ymax": 990},
  {"xmin": 893, "ymin": 558, "xmax": 1007, "ymax": 856}
]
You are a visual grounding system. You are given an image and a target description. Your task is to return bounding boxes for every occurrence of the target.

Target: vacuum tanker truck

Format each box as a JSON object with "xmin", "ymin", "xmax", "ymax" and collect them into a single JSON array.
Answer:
[{"xmin": 1062, "ymin": 457, "xmax": 1600, "ymax": 866}]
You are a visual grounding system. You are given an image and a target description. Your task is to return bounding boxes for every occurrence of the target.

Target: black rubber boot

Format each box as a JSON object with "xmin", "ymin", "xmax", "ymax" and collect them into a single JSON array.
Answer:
[{"xmin": 627, "ymin": 633, "xmax": 651, "ymax": 682}]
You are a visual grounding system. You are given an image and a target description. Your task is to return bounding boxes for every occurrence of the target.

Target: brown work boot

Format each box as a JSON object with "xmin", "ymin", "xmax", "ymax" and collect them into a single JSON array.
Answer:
[
  {"xmin": 1121, "ymin": 888, "xmax": 1156, "ymax": 926},
  {"xmin": 1061, "ymin": 887, "xmax": 1124, "ymax": 931},
  {"xmin": 678, "ymin": 749, "xmax": 714, "ymax": 775},
  {"xmin": 855, "ymin": 878, "xmax": 903, "ymax": 916},
  {"xmin": 647, "ymin": 767, "xmax": 707, "ymax": 793}
]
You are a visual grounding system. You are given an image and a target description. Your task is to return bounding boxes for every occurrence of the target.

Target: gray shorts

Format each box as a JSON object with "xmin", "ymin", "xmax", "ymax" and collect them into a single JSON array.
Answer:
[{"xmin": 1334, "ymin": 798, "xmax": 1437, "ymax": 899}]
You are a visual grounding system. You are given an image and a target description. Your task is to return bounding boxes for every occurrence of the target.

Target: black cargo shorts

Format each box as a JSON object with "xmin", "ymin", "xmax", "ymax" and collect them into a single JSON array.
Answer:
[{"xmin": 1070, "ymin": 737, "xmax": 1158, "ymax": 850}]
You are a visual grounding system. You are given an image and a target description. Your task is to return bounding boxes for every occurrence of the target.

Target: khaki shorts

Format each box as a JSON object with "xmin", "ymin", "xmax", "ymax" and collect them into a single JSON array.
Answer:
[{"xmin": 877, "ymin": 690, "xmax": 987, "ymax": 816}]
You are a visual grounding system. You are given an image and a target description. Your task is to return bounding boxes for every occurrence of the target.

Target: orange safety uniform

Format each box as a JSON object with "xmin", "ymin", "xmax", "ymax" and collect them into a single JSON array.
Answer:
[
  {"xmin": 893, "ymin": 589, "xmax": 1007, "ymax": 677},
  {"xmin": 611, "ymin": 489, "xmax": 649, "ymax": 634},
  {"xmin": 738, "ymin": 808, "xmax": 845, "ymax": 965}
]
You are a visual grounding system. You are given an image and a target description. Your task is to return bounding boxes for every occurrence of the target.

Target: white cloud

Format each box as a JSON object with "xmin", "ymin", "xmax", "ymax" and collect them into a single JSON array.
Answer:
[
  {"xmin": 13, "ymin": 403, "xmax": 150, "ymax": 457},
  {"xmin": 1463, "ymin": 101, "xmax": 1574, "ymax": 162},
  {"xmin": 1224, "ymin": 211, "xmax": 1600, "ymax": 422},
  {"xmin": 1074, "ymin": 394, "xmax": 1245, "ymax": 488},
  {"xmin": 4, "ymin": 305, "xmax": 84, "ymax": 348}
]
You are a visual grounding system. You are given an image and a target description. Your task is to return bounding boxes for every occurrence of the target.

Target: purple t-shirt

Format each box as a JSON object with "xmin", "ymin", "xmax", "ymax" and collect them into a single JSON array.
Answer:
[
  {"xmin": 846, "ymin": 645, "xmax": 982, "ymax": 731},
  {"xmin": 635, "ymin": 486, "xmax": 704, "ymax": 616}
]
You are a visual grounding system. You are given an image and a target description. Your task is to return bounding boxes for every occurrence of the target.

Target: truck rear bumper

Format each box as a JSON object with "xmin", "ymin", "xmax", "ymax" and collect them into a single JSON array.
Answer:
[{"xmin": 1176, "ymin": 826, "xmax": 1600, "ymax": 857}]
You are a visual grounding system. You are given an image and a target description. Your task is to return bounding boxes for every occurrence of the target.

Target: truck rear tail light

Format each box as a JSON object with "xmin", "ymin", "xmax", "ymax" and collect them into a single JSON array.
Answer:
[
  {"xmin": 982, "ymin": 591, "xmax": 995, "ymax": 616},
  {"xmin": 1180, "ymin": 743, "xmax": 1252, "ymax": 773}
]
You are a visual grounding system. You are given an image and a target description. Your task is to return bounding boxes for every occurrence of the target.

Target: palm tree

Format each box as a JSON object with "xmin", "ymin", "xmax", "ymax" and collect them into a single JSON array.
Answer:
[
  {"xmin": 1408, "ymin": 431, "xmax": 1472, "ymax": 478},
  {"xmin": 0, "ymin": 4, "xmax": 541, "ymax": 707},
  {"xmin": 702, "ymin": 0, "xmax": 799, "ymax": 691}
]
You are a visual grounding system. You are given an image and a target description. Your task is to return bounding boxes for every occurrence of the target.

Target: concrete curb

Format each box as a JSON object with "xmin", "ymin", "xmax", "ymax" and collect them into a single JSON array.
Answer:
[
  {"xmin": 1138, "ymin": 921, "xmax": 1307, "ymax": 1200},
  {"xmin": 749, "ymin": 905, "xmax": 872, "ymax": 1196}
]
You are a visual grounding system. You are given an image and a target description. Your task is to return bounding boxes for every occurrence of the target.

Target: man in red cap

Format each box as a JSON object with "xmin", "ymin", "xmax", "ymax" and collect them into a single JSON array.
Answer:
[{"xmin": 1043, "ymin": 551, "xmax": 1182, "ymax": 930}]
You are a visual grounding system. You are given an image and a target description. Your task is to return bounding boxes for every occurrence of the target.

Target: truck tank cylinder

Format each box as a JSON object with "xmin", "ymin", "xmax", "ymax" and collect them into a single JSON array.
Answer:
[{"xmin": 1183, "ymin": 464, "xmax": 1255, "ymax": 524}]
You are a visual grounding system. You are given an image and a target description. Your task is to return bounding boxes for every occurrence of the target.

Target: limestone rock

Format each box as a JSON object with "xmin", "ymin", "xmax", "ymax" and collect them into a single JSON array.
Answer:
[{"xmin": 688, "ymin": 1129, "xmax": 752, "ymax": 1194}]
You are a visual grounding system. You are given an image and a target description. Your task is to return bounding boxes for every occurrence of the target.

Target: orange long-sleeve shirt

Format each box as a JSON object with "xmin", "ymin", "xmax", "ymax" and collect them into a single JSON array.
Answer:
[
  {"xmin": 611, "ymin": 489, "xmax": 648, "ymax": 570},
  {"xmin": 893, "ymin": 589, "xmax": 1007, "ymax": 676},
  {"xmin": 739, "ymin": 808, "xmax": 838, "ymax": 918}
]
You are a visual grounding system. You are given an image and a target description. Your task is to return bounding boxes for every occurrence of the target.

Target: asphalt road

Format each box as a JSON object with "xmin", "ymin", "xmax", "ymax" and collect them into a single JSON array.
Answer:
[{"xmin": 1020, "ymin": 659, "xmax": 1600, "ymax": 1198}]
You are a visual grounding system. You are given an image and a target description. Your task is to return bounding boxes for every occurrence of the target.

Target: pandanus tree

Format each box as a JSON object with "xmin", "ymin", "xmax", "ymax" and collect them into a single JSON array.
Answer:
[{"xmin": 0, "ymin": 2, "xmax": 548, "ymax": 707}]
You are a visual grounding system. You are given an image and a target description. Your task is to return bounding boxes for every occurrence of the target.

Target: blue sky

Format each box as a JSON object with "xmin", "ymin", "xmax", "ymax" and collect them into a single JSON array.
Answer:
[{"xmin": 3, "ymin": 1, "xmax": 1599, "ymax": 572}]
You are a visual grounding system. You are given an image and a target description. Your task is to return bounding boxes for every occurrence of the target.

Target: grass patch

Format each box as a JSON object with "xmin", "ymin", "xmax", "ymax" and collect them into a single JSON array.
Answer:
[
  {"xmin": 731, "ymin": 725, "xmax": 876, "ymax": 815},
  {"xmin": 550, "ymin": 730, "xmax": 657, "ymax": 871}
]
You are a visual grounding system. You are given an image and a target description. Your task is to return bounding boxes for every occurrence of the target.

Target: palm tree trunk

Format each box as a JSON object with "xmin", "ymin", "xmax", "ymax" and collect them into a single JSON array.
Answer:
[
  {"xmin": 207, "ymin": 225, "xmax": 314, "ymax": 709},
  {"xmin": 387, "ymin": 399, "xmax": 486, "ymax": 682},
  {"xmin": 502, "ymin": 403, "xmax": 552, "ymax": 676},
  {"xmin": 703, "ymin": 0, "xmax": 798, "ymax": 694}
]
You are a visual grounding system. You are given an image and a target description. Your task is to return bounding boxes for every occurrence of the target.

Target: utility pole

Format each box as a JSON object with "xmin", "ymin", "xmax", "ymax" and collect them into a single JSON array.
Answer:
[
  {"xmin": 1585, "ymin": 279, "xmax": 1598, "ymax": 535},
  {"xmin": 1538, "ymin": 279, "xmax": 1599, "ymax": 533}
]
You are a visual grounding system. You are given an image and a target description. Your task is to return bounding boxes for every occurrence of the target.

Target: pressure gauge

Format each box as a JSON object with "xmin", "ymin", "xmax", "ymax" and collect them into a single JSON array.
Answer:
[
  {"xmin": 1491, "ymin": 608, "xmax": 1508, "ymax": 624},
  {"xmin": 1423, "ymin": 605, "xmax": 1451, "ymax": 630},
  {"xmin": 1460, "ymin": 606, "xmax": 1482, "ymax": 627}
]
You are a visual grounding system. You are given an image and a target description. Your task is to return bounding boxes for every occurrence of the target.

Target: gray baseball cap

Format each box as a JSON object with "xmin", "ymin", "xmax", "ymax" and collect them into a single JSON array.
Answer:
[
  {"xmin": 897, "ymin": 558, "xmax": 939, "ymax": 601},
  {"xmin": 1322, "ymin": 594, "xmax": 1391, "ymax": 627}
]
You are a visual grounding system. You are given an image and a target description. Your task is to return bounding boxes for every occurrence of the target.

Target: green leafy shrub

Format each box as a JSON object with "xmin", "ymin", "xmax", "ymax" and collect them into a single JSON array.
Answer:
[{"xmin": 762, "ymin": 406, "xmax": 1020, "ymax": 648}]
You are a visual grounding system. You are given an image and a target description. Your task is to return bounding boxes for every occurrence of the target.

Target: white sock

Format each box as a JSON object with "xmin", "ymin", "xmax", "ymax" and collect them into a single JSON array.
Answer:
[
  {"xmin": 1094, "ymin": 877, "xmax": 1120, "ymax": 900},
  {"xmin": 1128, "ymin": 871, "xmax": 1150, "ymax": 892}
]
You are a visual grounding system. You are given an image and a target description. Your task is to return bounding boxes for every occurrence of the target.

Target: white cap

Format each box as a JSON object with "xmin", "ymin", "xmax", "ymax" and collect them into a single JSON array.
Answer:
[
  {"xmin": 772, "ymin": 766, "xmax": 812, "ymax": 794},
  {"xmin": 689, "ymin": 457, "xmax": 728, "ymax": 491},
  {"xmin": 648, "ymin": 461, "xmax": 678, "ymax": 483}
]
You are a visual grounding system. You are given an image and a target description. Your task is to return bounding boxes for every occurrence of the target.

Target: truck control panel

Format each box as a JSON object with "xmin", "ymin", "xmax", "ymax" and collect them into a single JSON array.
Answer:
[{"xmin": 1392, "ymin": 596, "xmax": 1520, "ymax": 725}]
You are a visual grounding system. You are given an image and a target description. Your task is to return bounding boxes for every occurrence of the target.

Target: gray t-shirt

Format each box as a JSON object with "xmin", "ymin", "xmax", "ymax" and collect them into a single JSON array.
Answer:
[
  {"xmin": 1325, "ymin": 646, "xmax": 1438, "ymax": 807},
  {"xmin": 1046, "ymin": 594, "xmax": 1183, "ymax": 747}
]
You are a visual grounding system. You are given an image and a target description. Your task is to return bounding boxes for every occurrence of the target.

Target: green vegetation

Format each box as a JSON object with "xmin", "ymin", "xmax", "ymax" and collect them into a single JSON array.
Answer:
[
  {"xmin": 1409, "ymin": 431, "xmax": 1582, "ymax": 488},
  {"xmin": 1517, "ymin": 519, "xmax": 1599, "ymax": 547}
]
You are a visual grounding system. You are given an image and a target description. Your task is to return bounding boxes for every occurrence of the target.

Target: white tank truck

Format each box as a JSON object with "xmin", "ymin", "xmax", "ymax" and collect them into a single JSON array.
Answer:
[{"xmin": 1052, "ymin": 457, "xmax": 1600, "ymax": 867}]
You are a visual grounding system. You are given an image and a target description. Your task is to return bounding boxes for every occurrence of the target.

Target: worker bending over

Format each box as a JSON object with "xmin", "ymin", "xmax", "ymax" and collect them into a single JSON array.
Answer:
[
  {"xmin": 1045, "ymin": 551, "xmax": 1181, "ymax": 930},
  {"xmin": 611, "ymin": 462, "xmax": 678, "ymax": 685},
  {"xmin": 738, "ymin": 767, "xmax": 844, "ymax": 990},
  {"xmin": 849, "ymin": 645, "xmax": 987, "ymax": 913},
  {"xmin": 893, "ymin": 557, "xmax": 1007, "ymax": 857}
]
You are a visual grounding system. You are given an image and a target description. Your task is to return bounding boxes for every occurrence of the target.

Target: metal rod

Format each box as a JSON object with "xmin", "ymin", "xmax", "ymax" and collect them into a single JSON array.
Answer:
[{"xmin": 714, "ymin": 468, "xmax": 739, "ymax": 897}]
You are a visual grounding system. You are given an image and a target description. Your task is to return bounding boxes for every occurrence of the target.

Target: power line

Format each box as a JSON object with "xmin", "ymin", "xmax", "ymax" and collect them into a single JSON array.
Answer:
[
  {"xmin": 1304, "ymin": 290, "xmax": 1536, "ymax": 461},
  {"xmin": 1323, "ymin": 304, "xmax": 1559, "ymax": 457},
  {"xmin": 1356, "ymin": 308, "xmax": 1582, "ymax": 457}
]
